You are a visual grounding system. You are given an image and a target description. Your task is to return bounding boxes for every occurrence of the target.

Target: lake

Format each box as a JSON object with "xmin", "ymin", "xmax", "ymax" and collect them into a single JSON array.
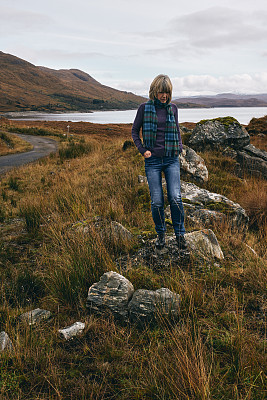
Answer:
[{"xmin": 7, "ymin": 106, "xmax": 267, "ymax": 125}]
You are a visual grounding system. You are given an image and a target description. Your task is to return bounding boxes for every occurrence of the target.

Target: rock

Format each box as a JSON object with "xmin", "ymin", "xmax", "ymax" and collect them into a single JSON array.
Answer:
[
  {"xmin": 86, "ymin": 271, "xmax": 134, "ymax": 321},
  {"xmin": 110, "ymin": 221, "xmax": 133, "ymax": 242},
  {"xmin": 58, "ymin": 322, "xmax": 85, "ymax": 340},
  {"xmin": 189, "ymin": 117, "xmax": 250, "ymax": 151},
  {"xmin": 236, "ymin": 147, "xmax": 267, "ymax": 179},
  {"xmin": 138, "ymin": 175, "xmax": 248, "ymax": 229},
  {"xmin": 180, "ymin": 181, "xmax": 248, "ymax": 229},
  {"xmin": 128, "ymin": 288, "xmax": 180, "ymax": 325},
  {"xmin": 20, "ymin": 308, "xmax": 52, "ymax": 325},
  {"xmin": 243, "ymin": 144, "xmax": 267, "ymax": 161},
  {"xmin": 179, "ymin": 145, "xmax": 208, "ymax": 184},
  {"xmin": 0, "ymin": 331, "xmax": 13, "ymax": 352},
  {"xmin": 184, "ymin": 229, "xmax": 224, "ymax": 260},
  {"xmin": 184, "ymin": 205, "xmax": 225, "ymax": 226},
  {"xmin": 138, "ymin": 175, "xmax": 147, "ymax": 184}
]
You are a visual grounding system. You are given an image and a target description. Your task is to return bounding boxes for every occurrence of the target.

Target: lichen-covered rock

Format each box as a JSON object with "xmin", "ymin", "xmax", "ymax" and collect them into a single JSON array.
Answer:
[
  {"xmin": 179, "ymin": 145, "xmax": 208, "ymax": 183},
  {"xmin": 180, "ymin": 181, "xmax": 248, "ymax": 229},
  {"xmin": 184, "ymin": 229, "xmax": 224, "ymax": 260},
  {"xmin": 58, "ymin": 322, "xmax": 85, "ymax": 340},
  {"xmin": 20, "ymin": 308, "xmax": 52, "ymax": 325},
  {"xmin": 128, "ymin": 288, "xmax": 180, "ymax": 325},
  {"xmin": 0, "ymin": 331, "xmax": 13, "ymax": 352},
  {"xmin": 86, "ymin": 271, "xmax": 134, "ymax": 321},
  {"xmin": 189, "ymin": 117, "xmax": 250, "ymax": 150}
]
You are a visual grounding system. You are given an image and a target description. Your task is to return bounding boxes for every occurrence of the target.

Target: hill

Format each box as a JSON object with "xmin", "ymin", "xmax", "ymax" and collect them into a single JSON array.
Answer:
[
  {"xmin": 173, "ymin": 93, "xmax": 267, "ymax": 108},
  {"xmin": 0, "ymin": 51, "xmax": 145, "ymax": 112}
]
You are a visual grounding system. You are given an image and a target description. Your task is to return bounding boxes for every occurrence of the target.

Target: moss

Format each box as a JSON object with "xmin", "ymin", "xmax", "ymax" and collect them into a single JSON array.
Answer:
[
  {"xmin": 198, "ymin": 116, "xmax": 241, "ymax": 128},
  {"xmin": 205, "ymin": 201, "xmax": 236, "ymax": 215}
]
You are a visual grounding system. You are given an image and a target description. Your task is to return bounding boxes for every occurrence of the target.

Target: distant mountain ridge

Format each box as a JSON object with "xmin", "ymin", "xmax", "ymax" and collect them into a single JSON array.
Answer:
[
  {"xmin": 0, "ymin": 51, "xmax": 145, "ymax": 112},
  {"xmin": 173, "ymin": 93, "xmax": 267, "ymax": 108}
]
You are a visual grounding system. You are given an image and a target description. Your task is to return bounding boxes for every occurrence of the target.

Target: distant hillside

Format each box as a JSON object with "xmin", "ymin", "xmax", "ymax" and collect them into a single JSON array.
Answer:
[
  {"xmin": 0, "ymin": 52, "xmax": 145, "ymax": 112},
  {"xmin": 173, "ymin": 93, "xmax": 267, "ymax": 108}
]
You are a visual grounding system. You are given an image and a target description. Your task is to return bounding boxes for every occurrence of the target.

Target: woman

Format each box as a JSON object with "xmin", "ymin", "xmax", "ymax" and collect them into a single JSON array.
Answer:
[{"xmin": 132, "ymin": 74, "xmax": 186, "ymax": 250}]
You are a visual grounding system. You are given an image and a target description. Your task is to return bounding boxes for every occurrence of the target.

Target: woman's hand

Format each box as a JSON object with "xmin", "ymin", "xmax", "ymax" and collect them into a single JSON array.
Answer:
[{"xmin": 144, "ymin": 151, "xmax": 152, "ymax": 158}]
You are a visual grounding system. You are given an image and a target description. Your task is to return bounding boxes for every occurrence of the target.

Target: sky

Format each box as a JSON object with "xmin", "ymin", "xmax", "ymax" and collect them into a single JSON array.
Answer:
[{"xmin": 1, "ymin": 0, "xmax": 267, "ymax": 97}]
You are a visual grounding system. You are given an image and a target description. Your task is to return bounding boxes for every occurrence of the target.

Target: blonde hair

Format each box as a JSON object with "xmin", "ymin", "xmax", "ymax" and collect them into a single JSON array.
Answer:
[{"xmin": 149, "ymin": 74, "xmax": 173, "ymax": 103}]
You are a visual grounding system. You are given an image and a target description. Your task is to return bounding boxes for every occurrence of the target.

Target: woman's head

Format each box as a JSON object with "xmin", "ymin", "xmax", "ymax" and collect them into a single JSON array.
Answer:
[{"xmin": 149, "ymin": 74, "xmax": 173, "ymax": 103}]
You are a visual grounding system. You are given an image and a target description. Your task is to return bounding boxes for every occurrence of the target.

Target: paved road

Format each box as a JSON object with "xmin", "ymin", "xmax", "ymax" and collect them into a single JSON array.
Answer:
[{"xmin": 0, "ymin": 134, "xmax": 58, "ymax": 175}]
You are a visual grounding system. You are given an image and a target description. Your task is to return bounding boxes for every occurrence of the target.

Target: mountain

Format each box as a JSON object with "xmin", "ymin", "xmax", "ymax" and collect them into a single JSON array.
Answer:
[
  {"xmin": 0, "ymin": 51, "xmax": 145, "ymax": 112},
  {"xmin": 173, "ymin": 93, "xmax": 267, "ymax": 108}
]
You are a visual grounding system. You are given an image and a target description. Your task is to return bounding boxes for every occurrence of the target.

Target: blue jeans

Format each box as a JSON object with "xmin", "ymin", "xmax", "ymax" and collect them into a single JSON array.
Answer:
[{"xmin": 145, "ymin": 156, "xmax": 185, "ymax": 236}]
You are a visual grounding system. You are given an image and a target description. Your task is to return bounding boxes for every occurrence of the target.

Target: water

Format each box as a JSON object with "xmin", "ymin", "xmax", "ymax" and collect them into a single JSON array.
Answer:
[{"xmin": 7, "ymin": 106, "xmax": 267, "ymax": 125}]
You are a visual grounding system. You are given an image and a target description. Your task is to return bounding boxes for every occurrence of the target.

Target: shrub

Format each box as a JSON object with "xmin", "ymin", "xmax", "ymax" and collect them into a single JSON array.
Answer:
[{"xmin": 59, "ymin": 141, "xmax": 92, "ymax": 161}]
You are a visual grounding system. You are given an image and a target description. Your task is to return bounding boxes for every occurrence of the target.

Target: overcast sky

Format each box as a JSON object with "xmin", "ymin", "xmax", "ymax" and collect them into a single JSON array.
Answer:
[{"xmin": 1, "ymin": 0, "xmax": 267, "ymax": 96}]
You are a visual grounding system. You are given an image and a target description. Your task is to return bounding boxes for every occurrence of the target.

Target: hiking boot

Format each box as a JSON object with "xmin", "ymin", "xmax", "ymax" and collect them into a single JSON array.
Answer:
[
  {"xmin": 176, "ymin": 235, "xmax": 187, "ymax": 251},
  {"xmin": 155, "ymin": 234, "xmax": 165, "ymax": 249}
]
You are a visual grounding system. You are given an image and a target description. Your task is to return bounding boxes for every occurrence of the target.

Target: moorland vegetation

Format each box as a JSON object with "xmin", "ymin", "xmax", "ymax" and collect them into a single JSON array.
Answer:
[{"xmin": 0, "ymin": 119, "xmax": 266, "ymax": 399}]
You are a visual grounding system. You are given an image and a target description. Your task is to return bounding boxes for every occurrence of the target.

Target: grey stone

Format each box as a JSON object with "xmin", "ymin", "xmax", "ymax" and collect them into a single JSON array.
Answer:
[
  {"xmin": 0, "ymin": 331, "xmax": 13, "ymax": 352},
  {"xmin": 189, "ymin": 118, "xmax": 250, "ymax": 150},
  {"xmin": 243, "ymin": 144, "xmax": 267, "ymax": 162},
  {"xmin": 180, "ymin": 181, "xmax": 248, "ymax": 228},
  {"xmin": 236, "ymin": 149, "xmax": 267, "ymax": 179},
  {"xmin": 185, "ymin": 206, "xmax": 225, "ymax": 226},
  {"xmin": 86, "ymin": 271, "xmax": 134, "ymax": 321},
  {"xmin": 20, "ymin": 308, "xmax": 52, "ymax": 325},
  {"xmin": 128, "ymin": 288, "xmax": 180, "ymax": 325},
  {"xmin": 179, "ymin": 145, "xmax": 208, "ymax": 184},
  {"xmin": 110, "ymin": 221, "xmax": 133, "ymax": 242},
  {"xmin": 58, "ymin": 322, "xmax": 85, "ymax": 340},
  {"xmin": 184, "ymin": 229, "xmax": 224, "ymax": 260}
]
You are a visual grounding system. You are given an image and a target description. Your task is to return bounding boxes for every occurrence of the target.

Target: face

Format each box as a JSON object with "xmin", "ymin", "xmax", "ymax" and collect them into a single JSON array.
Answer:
[{"xmin": 157, "ymin": 92, "xmax": 169, "ymax": 103}]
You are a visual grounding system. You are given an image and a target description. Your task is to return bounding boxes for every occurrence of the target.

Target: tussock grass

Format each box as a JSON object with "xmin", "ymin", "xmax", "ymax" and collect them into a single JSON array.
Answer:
[
  {"xmin": 0, "ymin": 131, "xmax": 32, "ymax": 155},
  {"xmin": 0, "ymin": 123, "xmax": 266, "ymax": 399}
]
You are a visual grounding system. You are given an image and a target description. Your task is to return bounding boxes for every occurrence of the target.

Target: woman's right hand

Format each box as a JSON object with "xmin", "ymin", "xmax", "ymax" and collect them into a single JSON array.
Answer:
[{"xmin": 144, "ymin": 151, "xmax": 152, "ymax": 158}]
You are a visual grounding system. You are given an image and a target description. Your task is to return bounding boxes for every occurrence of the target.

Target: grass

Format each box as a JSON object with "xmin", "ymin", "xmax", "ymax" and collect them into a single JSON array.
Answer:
[
  {"xmin": 0, "ymin": 121, "xmax": 266, "ymax": 399},
  {"xmin": 0, "ymin": 131, "xmax": 32, "ymax": 156}
]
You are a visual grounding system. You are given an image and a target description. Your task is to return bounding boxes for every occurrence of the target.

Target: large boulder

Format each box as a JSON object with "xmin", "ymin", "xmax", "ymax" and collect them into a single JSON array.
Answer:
[
  {"xmin": 86, "ymin": 271, "xmax": 134, "ymax": 321},
  {"xmin": 179, "ymin": 145, "xmax": 208, "ymax": 184},
  {"xmin": 128, "ymin": 288, "xmax": 180, "ymax": 325},
  {"xmin": 184, "ymin": 229, "xmax": 224, "ymax": 260},
  {"xmin": 180, "ymin": 181, "xmax": 248, "ymax": 229},
  {"xmin": 189, "ymin": 117, "xmax": 250, "ymax": 151}
]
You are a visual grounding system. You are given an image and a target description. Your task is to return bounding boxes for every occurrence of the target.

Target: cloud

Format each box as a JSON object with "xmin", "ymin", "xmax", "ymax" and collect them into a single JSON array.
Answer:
[
  {"xmin": 0, "ymin": 7, "xmax": 54, "ymax": 34},
  {"xmin": 109, "ymin": 72, "xmax": 267, "ymax": 96},
  {"xmin": 141, "ymin": 7, "xmax": 267, "ymax": 58}
]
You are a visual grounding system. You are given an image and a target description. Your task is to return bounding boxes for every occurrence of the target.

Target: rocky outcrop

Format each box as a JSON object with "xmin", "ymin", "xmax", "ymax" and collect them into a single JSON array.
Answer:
[
  {"xmin": 117, "ymin": 228, "xmax": 224, "ymax": 273},
  {"xmin": 188, "ymin": 117, "xmax": 250, "ymax": 150},
  {"xmin": 128, "ymin": 288, "xmax": 180, "ymax": 325},
  {"xmin": 0, "ymin": 331, "xmax": 13, "ymax": 352},
  {"xmin": 179, "ymin": 145, "xmax": 208, "ymax": 184},
  {"xmin": 86, "ymin": 271, "xmax": 134, "ymax": 321},
  {"xmin": 20, "ymin": 308, "xmax": 52, "ymax": 325},
  {"xmin": 189, "ymin": 117, "xmax": 267, "ymax": 179},
  {"xmin": 180, "ymin": 181, "xmax": 248, "ymax": 229}
]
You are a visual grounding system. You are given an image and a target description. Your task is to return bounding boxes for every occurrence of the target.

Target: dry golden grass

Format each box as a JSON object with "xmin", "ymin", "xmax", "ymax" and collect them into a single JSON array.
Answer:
[
  {"xmin": 0, "ymin": 131, "xmax": 32, "ymax": 156},
  {"xmin": 0, "ymin": 122, "xmax": 266, "ymax": 399}
]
